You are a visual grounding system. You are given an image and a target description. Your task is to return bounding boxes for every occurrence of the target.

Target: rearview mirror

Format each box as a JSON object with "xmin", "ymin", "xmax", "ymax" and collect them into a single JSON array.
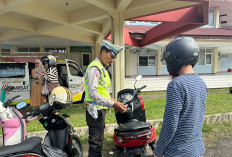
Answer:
[
  {"xmin": 16, "ymin": 102, "xmax": 27, "ymax": 109},
  {"xmin": 136, "ymin": 75, "xmax": 142, "ymax": 81},
  {"xmin": 134, "ymin": 75, "xmax": 142, "ymax": 89}
]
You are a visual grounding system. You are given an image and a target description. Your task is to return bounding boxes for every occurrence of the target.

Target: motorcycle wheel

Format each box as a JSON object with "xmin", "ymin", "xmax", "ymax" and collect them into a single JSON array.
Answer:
[{"xmin": 71, "ymin": 134, "xmax": 83, "ymax": 157}]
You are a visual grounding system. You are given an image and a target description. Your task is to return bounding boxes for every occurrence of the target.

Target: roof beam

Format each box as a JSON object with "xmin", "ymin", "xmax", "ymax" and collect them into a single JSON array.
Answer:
[
  {"xmin": 96, "ymin": 18, "xmax": 111, "ymax": 43},
  {"xmin": 140, "ymin": 22, "xmax": 201, "ymax": 47},
  {"xmin": 43, "ymin": 28, "xmax": 94, "ymax": 44},
  {"xmin": 16, "ymin": 0, "xmax": 69, "ymax": 24},
  {"xmin": 125, "ymin": 0, "xmax": 200, "ymax": 19},
  {"xmin": 0, "ymin": 0, "xmax": 6, "ymax": 6},
  {"xmin": 0, "ymin": 0, "xmax": 35, "ymax": 15},
  {"xmin": 69, "ymin": 6, "xmax": 109, "ymax": 24},
  {"xmin": 102, "ymin": 18, "xmax": 111, "ymax": 38},
  {"xmin": 77, "ymin": 22, "xmax": 102, "ymax": 34},
  {"xmin": 116, "ymin": 0, "xmax": 132, "ymax": 11},
  {"xmin": 85, "ymin": 0, "xmax": 115, "ymax": 12},
  {"xmin": 35, "ymin": 21, "xmax": 62, "ymax": 33},
  {"xmin": 131, "ymin": 6, "xmax": 202, "ymax": 23},
  {"xmin": 0, "ymin": 14, "xmax": 35, "ymax": 32},
  {"xmin": 0, "ymin": 30, "xmax": 32, "ymax": 41},
  {"xmin": 127, "ymin": 0, "xmax": 169, "ymax": 11}
]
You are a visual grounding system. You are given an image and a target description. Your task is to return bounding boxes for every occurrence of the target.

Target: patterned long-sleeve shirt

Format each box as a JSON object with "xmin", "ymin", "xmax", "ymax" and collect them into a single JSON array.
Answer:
[
  {"xmin": 44, "ymin": 67, "xmax": 59, "ymax": 83},
  {"xmin": 154, "ymin": 74, "xmax": 207, "ymax": 157}
]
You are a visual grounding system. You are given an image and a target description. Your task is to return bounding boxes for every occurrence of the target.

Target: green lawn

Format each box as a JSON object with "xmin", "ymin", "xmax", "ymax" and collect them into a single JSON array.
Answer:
[{"xmin": 23, "ymin": 88, "xmax": 232, "ymax": 132}]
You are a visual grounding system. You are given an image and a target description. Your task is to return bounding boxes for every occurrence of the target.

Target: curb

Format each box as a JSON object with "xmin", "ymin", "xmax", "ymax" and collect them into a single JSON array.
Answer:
[{"xmin": 25, "ymin": 112, "xmax": 232, "ymax": 138}]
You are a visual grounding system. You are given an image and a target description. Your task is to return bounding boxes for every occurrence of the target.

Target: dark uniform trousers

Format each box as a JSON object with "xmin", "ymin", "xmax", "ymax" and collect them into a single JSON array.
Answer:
[{"xmin": 86, "ymin": 109, "xmax": 106, "ymax": 157}]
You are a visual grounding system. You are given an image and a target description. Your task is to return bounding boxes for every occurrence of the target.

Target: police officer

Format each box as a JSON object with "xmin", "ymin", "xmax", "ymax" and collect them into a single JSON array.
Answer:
[
  {"xmin": 154, "ymin": 37, "xmax": 207, "ymax": 157},
  {"xmin": 84, "ymin": 40, "xmax": 127, "ymax": 157}
]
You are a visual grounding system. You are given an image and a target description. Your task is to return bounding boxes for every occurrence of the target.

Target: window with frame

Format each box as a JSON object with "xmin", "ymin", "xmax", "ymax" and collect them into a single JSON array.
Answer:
[
  {"xmin": 208, "ymin": 8, "xmax": 215, "ymax": 27},
  {"xmin": 139, "ymin": 56, "xmax": 156, "ymax": 66},
  {"xmin": 201, "ymin": 8, "xmax": 215, "ymax": 28},
  {"xmin": 220, "ymin": 54, "xmax": 228, "ymax": 58},
  {"xmin": 68, "ymin": 64, "xmax": 80, "ymax": 76},
  {"xmin": 197, "ymin": 49, "xmax": 213, "ymax": 65},
  {"xmin": 45, "ymin": 48, "xmax": 66, "ymax": 53},
  {"xmin": 1, "ymin": 48, "xmax": 10, "ymax": 53},
  {"xmin": 82, "ymin": 53, "xmax": 90, "ymax": 66},
  {"xmin": 18, "ymin": 47, "xmax": 29, "ymax": 52},
  {"xmin": 0, "ymin": 63, "xmax": 25, "ymax": 78}
]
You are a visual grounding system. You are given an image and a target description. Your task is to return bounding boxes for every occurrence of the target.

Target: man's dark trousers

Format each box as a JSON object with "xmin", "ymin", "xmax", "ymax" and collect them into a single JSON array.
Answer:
[{"xmin": 86, "ymin": 109, "xmax": 106, "ymax": 157}]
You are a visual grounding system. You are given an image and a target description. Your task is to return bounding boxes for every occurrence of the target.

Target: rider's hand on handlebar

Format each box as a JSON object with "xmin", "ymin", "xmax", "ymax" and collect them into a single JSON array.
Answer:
[{"xmin": 113, "ymin": 101, "xmax": 127, "ymax": 113}]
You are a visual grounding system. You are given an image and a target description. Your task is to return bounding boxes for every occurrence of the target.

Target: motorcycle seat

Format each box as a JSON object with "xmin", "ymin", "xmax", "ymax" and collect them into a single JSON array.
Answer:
[
  {"xmin": 0, "ymin": 137, "xmax": 42, "ymax": 156},
  {"xmin": 115, "ymin": 120, "xmax": 152, "ymax": 133}
]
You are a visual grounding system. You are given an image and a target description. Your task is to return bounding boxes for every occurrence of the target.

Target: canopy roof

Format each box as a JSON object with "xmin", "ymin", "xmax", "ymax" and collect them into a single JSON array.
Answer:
[
  {"xmin": 107, "ymin": 2, "xmax": 209, "ymax": 47},
  {"xmin": 0, "ymin": 0, "xmax": 208, "ymax": 47}
]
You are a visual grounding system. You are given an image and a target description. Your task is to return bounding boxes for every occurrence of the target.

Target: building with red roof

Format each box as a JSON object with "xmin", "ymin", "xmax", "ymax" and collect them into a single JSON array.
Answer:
[{"xmin": 122, "ymin": 0, "xmax": 232, "ymax": 77}]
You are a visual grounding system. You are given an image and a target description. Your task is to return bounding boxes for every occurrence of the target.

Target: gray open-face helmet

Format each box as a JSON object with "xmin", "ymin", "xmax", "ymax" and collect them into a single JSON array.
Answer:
[
  {"xmin": 161, "ymin": 37, "xmax": 200, "ymax": 76},
  {"xmin": 41, "ymin": 55, "xmax": 56, "ymax": 66}
]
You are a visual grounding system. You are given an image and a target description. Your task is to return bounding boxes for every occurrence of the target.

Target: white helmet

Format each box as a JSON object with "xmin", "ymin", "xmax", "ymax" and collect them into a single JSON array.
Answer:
[
  {"xmin": 47, "ymin": 55, "xmax": 56, "ymax": 66},
  {"xmin": 49, "ymin": 86, "xmax": 72, "ymax": 110}
]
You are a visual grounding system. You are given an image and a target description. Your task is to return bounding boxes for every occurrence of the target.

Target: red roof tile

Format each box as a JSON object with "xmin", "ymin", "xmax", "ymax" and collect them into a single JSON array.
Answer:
[{"xmin": 181, "ymin": 28, "xmax": 232, "ymax": 36}]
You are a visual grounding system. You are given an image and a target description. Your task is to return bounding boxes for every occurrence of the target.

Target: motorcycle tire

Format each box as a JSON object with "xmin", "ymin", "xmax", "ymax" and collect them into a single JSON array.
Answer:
[{"xmin": 71, "ymin": 134, "xmax": 83, "ymax": 157}]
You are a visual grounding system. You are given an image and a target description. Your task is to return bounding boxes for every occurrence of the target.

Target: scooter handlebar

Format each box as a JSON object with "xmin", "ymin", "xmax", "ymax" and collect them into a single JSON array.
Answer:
[
  {"xmin": 24, "ymin": 108, "xmax": 40, "ymax": 118},
  {"xmin": 3, "ymin": 95, "xmax": 21, "ymax": 107},
  {"xmin": 137, "ymin": 85, "xmax": 147, "ymax": 92},
  {"xmin": 119, "ymin": 85, "xmax": 147, "ymax": 105}
]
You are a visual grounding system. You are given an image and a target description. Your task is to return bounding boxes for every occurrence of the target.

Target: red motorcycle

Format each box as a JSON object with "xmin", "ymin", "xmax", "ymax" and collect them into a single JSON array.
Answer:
[{"xmin": 113, "ymin": 75, "xmax": 156, "ymax": 157}]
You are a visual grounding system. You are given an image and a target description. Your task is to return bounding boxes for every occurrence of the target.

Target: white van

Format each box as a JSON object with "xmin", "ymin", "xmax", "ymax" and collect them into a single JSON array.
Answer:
[{"xmin": 0, "ymin": 59, "xmax": 85, "ymax": 104}]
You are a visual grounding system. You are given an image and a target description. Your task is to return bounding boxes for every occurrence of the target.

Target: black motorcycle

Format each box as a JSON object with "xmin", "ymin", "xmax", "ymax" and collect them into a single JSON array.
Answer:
[
  {"xmin": 113, "ymin": 75, "xmax": 156, "ymax": 157},
  {"xmin": 24, "ymin": 102, "xmax": 83, "ymax": 157}
]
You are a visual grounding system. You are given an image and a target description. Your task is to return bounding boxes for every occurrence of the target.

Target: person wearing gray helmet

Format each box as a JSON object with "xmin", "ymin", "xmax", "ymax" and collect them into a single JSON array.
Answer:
[
  {"xmin": 154, "ymin": 37, "xmax": 207, "ymax": 157},
  {"xmin": 40, "ymin": 55, "xmax": 59, "ymax": 94}
]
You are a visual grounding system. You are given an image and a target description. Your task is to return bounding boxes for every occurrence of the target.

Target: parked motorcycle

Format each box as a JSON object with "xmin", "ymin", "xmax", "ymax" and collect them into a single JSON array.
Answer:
[
  {"xmin": 113, "ymin": 75, "xmax": 156, "ymax": 157},
  {"xmin": 0, "ymin": 87, "xmax": 67, "ymax": 157},
  {"xmin": 0, "ymin": 86, "xmax": 26, "ymax": 146},
  {"xmin": 25, "ymin": 101, "xmax": 83, "ymax": 157}
]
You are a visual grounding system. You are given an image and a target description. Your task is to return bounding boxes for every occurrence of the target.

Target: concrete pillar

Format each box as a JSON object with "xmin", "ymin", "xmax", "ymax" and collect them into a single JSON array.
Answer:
[
  {"xmin": 157, "ymin": 50, "xmax": 162, "ymax": 75},
  {"xmin": 66, "ymin": 46, "xmax": 71, "ymax": 59},
  {"xmin": 40, "ymin": 45, "xmax": 45, "ymax": 53},
  {"xmin": 213, "ymin": 47, "xmax": 219, "ymax": 74},
  {"xmin": 93, "ymin": 42, "xmax": 100, "ymax": 60},
  {"xmin": 0, "ymin": 43, "xmax": 2, "ymax": 62},
  {"xmin": 125, "ymin": 49, "xmax": 130, "ymax": 77},
  {"xmin": 215, "ymin": 7, "xmax": 220, "ymax": 28},
  {"xmin": 11, "ymin": 45, "xmax": 17, "ymax": 53},
  {"xmin": 111, "ymin": 11, "xmax": 125, "ymax": 98}
]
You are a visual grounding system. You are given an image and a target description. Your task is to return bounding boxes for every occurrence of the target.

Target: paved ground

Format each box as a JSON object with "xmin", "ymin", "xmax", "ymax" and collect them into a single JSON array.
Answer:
[
  {"xmin": 1, "ymin": 135, "xmax": 232, "ymax": 157},
  {"xmin": 204, "ymin": 135, "xmax": 232, "ymax": 157},
  {"xmin": 81, "ymin": 135, "xmax": 232, "ymax": 157}
]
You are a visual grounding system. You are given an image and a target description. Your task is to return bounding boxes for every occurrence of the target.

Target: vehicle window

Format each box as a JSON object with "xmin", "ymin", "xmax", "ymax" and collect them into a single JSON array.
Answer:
[
  {"xmin": 68, "ymin": 64, "xmax": 80, "ymax": 76},
  {"xmin": 57, "ymin": 65, "xmax": 67, "ymax": 76},
  {"xmin": 0, "ymin": 63, "xmax": 25, "ymax": 78}
]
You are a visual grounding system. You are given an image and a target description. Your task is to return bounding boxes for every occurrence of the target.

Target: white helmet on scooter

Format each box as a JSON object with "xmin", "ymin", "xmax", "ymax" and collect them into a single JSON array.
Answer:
[{"xmin": 49, "ymin": 86, "xmax": 72, "ymax": 110}]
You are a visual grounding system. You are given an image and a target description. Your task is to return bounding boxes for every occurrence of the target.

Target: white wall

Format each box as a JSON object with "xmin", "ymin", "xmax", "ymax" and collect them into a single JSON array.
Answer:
[
  {"xmin": 125, "ymin": 73, "xmax": 232, "ymax": 92},
  {"xmin": 129, "ymin": 53, "xmax": 138, "ymax": 76}
]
